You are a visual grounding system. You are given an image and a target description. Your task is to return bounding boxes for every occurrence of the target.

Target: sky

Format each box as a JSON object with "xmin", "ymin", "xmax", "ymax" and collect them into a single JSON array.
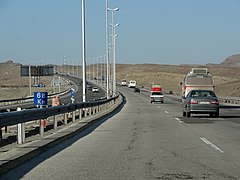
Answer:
[{"xmin": 0, "ymin": 0, "xmax": 240, "ymax": 65}]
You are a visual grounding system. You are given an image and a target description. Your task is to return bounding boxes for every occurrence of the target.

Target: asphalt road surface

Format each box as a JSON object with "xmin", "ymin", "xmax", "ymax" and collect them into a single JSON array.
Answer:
[
  {"xmin": 2, "ymin": 86, "xmax": 240, "ymax": 179},
  {"xmin": 58, "ymin": 75, "xmax": 106, "ymax": 103}
]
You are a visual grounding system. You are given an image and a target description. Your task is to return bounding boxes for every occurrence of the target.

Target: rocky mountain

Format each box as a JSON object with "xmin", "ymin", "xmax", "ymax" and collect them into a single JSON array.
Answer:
[{"xmin": 220, "ymin": 54, "xmax": 240, "ymax": 67}]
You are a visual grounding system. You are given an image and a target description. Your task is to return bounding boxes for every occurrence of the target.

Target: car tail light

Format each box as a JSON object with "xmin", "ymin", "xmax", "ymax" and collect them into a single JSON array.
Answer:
[
  {"xmin": 211, "ymin": 100, "xmax": 219, "ymax": 104},
  {"xmin": 190, "ymin": 99, "xmax": 198, "ymax": 104}
]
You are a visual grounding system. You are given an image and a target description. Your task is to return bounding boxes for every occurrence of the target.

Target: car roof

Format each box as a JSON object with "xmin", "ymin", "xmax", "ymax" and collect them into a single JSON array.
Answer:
[{"xmin": 190, "ymin": 90, "xmax": 214, "ymax": 92}]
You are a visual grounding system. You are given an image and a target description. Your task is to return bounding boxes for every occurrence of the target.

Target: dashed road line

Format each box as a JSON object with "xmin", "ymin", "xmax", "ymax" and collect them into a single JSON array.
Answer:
[
  {"xmin": 200, "ymin": 137, "xmax": 224, "ymax": 153},
  {"xmin": 164, "ymin": 111, "xmax": 169, "ymax": 114},
  {"xmin": 175, "ymin": 117, "xmax": 183, "ymax": 123}
]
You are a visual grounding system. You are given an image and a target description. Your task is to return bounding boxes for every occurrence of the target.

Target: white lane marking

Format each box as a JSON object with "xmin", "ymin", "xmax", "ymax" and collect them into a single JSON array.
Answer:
[
  {"xmin": 175, "ymin": 117, "xmax": 183, "ymax": 123},
  {"xmin": 157, "ymin": 106, "xmax": 161, "ymax": 108},
  {"xmin": 164, "ymin": 111, "xmax": 169, "ymax": 114},
  {"xmin": 200, "ymin": 137, "xmax": 224, "ymax": 153}
]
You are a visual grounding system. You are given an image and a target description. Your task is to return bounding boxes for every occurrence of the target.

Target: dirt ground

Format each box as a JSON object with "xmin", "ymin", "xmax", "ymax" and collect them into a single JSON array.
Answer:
[
  {"xmin": 0, "ymin": 61, "xmax": 240, "ymax": 100},
  {"xmin": 0, "ymin": 61, "xmax": 69, "ymax": 100},
  {"xmin": 116, "ymin": 64, "xmax": 240, "ymax": 97}
]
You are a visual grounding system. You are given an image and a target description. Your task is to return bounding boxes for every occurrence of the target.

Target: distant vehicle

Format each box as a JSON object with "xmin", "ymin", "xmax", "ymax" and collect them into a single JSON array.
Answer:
[
  {"xmin": 182, "ymin": 90, "xmax": 219, "ymax": 118},
  {"xmin": 181, "ymin": 68, "xmax": 214, "ymax": 98},
  {"xmin": 92, "ymin": 87, "xmax": 99, "ymax": 93},
  {"xmin": 150, "ymin": 91, "xmax": 164, "ymax": 103},
  {"xmin": 134, "ymin": 87, "xmax": 140, "ymax": 93},
  {"xmin": 151, "ymin": 84, "xmax": 162, "ymax": 92},
  {"xmin": 121, "ymin": 79, "xmax": 127, "ymax": 86},
  {"xmin": 150, "ymin": 84, "xmax": 163, "ymax": 103},
  {"xmin": 87, "ymin": 84, "xmax": 92, "ymax": 90},
  {"xmin": 33, "ymin": 83, "xmax": 45, "ymax": 87},
  {"xmin": 128, "ymin": 80, "xmax": 136, "ymax": 88}
]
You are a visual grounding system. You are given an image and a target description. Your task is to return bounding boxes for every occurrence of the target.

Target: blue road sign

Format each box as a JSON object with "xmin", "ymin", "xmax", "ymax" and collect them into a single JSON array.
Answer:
[
  {"xmin": 70, "ymin": 88, "xmax": 75, "ymax": 97},
  {"xmin": 34, "ymin": 92, "xmax": 48, "ymax": 106}
]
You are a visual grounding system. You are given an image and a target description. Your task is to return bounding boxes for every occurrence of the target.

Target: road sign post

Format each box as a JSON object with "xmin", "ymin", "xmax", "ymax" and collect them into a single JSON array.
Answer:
[
  {"xmin": 70, "ymin": 88, "xmax": 75, "ymax": 103},
  {"xmin": 34, "ymin": 92, "xmax": 48, "ymax": 135}
]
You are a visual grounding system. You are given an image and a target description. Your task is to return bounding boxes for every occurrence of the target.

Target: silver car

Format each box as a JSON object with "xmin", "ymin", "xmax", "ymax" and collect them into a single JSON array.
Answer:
[{"xmin": 182, "ymin": 90, "xmax": 219, "ymax": 118}]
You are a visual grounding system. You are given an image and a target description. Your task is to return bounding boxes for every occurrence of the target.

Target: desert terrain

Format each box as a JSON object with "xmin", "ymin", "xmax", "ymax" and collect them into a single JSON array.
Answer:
[
  {"xmin": 116, "ymin": 63, "xmax": 240, "ymax": 97},
  {"xmin": 0, "ymin": 55, "xmax": 240, "ymax": 100},
  {"xmin": 0, "ymin": 61, "xmax": 69, "ymax": 100}
]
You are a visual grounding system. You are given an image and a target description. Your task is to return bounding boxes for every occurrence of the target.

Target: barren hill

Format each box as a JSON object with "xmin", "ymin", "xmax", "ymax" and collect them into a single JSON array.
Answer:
[
  {"xmin": 116, "ymin": 64, "xmax": 240, "ymax": 97},
  {"xmin": 0, "ymin": 60, "xmax": 240, "ymax": 99},
  {"xmin": 220, "ymin": 54, "xmax": 240, "ymax": 67}
]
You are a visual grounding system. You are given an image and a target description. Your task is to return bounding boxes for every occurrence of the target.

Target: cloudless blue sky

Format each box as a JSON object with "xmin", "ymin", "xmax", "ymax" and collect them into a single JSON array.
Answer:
[{"xmin": 0, "ymin": 0, "xmax": 240, "ymax": 65}]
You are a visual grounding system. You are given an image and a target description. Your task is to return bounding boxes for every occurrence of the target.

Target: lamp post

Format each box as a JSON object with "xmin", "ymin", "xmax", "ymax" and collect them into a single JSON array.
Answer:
[
  {"xmin": 108, "ymin": 7, "xmax": 119, "ymax": 97},
  {"xmin": 112, "ymin": 24, "xmax": 119, "ymax": 96},
  {"xmin": 82, "ymin": 0, "xmax": 86, "ymax": 102},
  {"xmin": 97, "ymin": 56, "xmax": 99, "ymax": 85},
  {"xmin": 106, "ymin": 0, "xmax": 109, "ymax": 98}
]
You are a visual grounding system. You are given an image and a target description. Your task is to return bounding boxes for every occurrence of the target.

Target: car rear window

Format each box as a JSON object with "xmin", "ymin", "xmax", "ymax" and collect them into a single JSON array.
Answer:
[
  {"xmin": 191, "ymin": 91, "xmax": 216, "ymax": 97},
  {"xmin": 152, "ymin": 92, "xmax": 163, "ymax": 95}
]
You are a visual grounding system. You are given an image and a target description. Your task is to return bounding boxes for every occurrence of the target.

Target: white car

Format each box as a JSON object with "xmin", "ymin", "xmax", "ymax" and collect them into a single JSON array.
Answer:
[
  {"xmin": 150, "ymin": 91, "xmax": 164, "ymax": 103},
  {"xmin": 121, "ymin": 79, "xmax": 127, "ymax": 86},
  {"xmin": 92, "ymin": 87, "xmax": 99, "ymax": 93}
]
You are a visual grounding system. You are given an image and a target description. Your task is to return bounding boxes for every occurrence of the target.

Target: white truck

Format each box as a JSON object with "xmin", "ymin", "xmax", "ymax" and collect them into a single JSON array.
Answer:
[
  {"xmin": 181, "ymin": 68, "xmax": 214, "ymax": 98},
  {"xmin": 128, "ymin": 80, "xmax": 136, "ymax": 88}
]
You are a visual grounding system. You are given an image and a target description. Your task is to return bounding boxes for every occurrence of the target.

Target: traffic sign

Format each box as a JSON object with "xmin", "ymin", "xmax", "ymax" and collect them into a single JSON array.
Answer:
[
  {"xmin": 34, "ymin": 92, "xmax": 48, "ymax": 106},
  {"xmin": 70, "ymin": 88, "xmax": 75, "ymax": 97}
]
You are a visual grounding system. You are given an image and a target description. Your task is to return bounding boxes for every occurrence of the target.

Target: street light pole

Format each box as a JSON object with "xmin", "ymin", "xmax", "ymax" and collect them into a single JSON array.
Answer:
[
  {"xmin": 82, "ymin": 0, "xmax": 86, "ymax": 102},
  {"xmin": 108, "ymin": 7, "xmax": 119, "ymax": 97},
  {"xmin": 106, "ymin": 0, "xmax": 110, "ymax": 98},
  {"xmin": 113, "ymin": 25, "xmax": 119, "ymax": 96}
]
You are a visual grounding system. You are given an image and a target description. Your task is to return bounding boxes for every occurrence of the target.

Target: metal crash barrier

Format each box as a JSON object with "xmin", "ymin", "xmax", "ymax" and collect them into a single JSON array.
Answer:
[{"xmin": 0, "ymin": 94, "xmax": 121, "ymax": 144}]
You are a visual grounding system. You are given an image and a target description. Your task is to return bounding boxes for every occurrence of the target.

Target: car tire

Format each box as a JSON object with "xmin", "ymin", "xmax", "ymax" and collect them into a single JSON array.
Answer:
[
  {"xmin": 186, "ymin": 112, "xmax": 191, "ymax": 117},
  {"xmin": 183, "ymin": 111, "xmax": 186, "ymax": 117},
  {"xmin": 215, "ymin": 111, "xmax": 219, "ymax": 118}
]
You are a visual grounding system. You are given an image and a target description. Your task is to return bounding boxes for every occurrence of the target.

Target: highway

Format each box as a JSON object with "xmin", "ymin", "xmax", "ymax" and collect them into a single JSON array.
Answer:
[
  {"xmin": 1, "ymin": 86, "xmax": 240, "ymax": 179},
  {"xmin": 64, "ymin": 75, "xmax": 106, "ymax": 103}
]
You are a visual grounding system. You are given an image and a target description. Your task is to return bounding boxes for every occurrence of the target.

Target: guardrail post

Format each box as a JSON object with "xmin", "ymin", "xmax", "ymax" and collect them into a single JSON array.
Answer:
[
  {"xmin": 72, "ymin": 111, "xmax": 76, "ymax": 122},
  {"xmin": 84, "ymin": 108, "xmax": 88, "ymax": 117},
  {"xmin": 64, "ymin": 113, "xmax": 68, "ymax": 125},
  {"xmin": 79, "ymin": 109, "xmax": 82, "ymax": 120},
  {"xmin": 39, "ymin": 120, "xmax": 44, "ymax": 136},
  {"xmin": 89, "ymin": 107, "xmax": 92, "ymax": 116},
  {"xmin": 53, "ymin": 115, "xmax": 57, "ymax": 130},
  {"xmin": 17, "ymin": 107, "xmax": 25, "ymax": 144}
]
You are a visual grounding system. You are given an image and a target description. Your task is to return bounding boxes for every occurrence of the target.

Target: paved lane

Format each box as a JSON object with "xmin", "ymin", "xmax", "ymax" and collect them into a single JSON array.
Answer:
[{"xmin": 2, "ymin": 86, "xmax": 240, "ymax": 179}]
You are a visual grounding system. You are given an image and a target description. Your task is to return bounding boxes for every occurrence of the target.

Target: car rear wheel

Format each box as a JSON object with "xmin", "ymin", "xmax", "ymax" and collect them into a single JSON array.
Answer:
[
  {"xmin": 183, "ymin": 111, "xmax": 186, "ymax": 117},
  {"xmin": 186, "ymin": 112, "xmax": 191, "ymax": 117}
]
